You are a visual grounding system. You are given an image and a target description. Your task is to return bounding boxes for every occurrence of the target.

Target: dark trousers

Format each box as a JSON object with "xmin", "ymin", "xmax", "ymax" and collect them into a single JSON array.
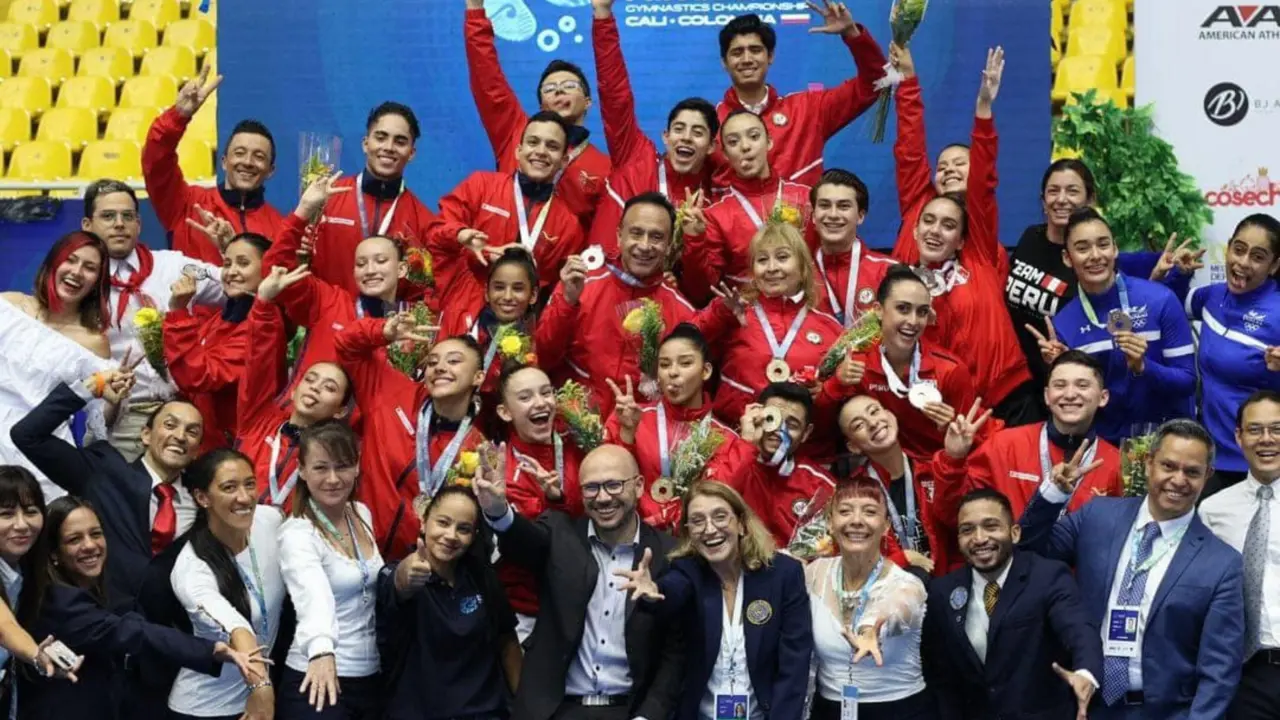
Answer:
[
  {"xmin": 992, "ymin": 381, "xmax": 1046, "ymax": 428},
  {"xmin": 810, "ymin": 688, "xmax": 937, "ymax": 720},
  {"xmin": 1229, "ymin": 654, "xmax": 1280, "ymax": 720},
  {"xmin": 277, "ymin": 667, "xmax": 383, "ymax": 720},
  {"xmin": 549, "ymin": 703, "xmax": 631, "ymax": 720}
]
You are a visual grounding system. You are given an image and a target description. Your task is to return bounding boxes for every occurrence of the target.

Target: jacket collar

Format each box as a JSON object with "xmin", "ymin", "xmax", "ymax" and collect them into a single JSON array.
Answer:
[
  {"xmin": 726, "ymin": 171, "xmax": 779, "ymax": 197},
  {"xmin": 722, "ymin": 85, "xmax": 780, "ymax": 116},
  {"xmin": 361, "ymin": 172, "xmax": 403, "ymax": 201},
  {"xmin": 566, "ymin": 124, "xmax": 591, "ymax": 149},
  {"xmin": 218, "ymin": 184, "xmax": 266, "ymax": 211},
  {"xmin": 660, "ymin": 393, "xmax": 713, "ymax": 423},
  {"xmin": 516, "ymin": 171, "xmax": 555, "ymax": 204},
  {"xmin": 756, "ymin": 292, "xmax": 807, "ymax": 315}
]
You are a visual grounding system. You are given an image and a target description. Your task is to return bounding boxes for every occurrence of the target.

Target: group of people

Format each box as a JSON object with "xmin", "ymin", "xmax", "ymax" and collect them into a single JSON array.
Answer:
[{"xmin": 0, "ymin": 0, "xmax": 1277, "ymax": 718}]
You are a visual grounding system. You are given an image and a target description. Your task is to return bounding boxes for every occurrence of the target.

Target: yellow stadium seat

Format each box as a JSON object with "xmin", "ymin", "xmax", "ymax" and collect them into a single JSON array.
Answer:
[
  {"xmin": 0, "ymin": 22, "xmax": 39, "ymax": 62},
  {"xmin": 17, "ymin": 47, "xmax": 75, "ymax": 85},
  {"xmin": 5, "ymin": 139, "xmax": 72, "ymax": 179},
  {"xmin": 36, "ymin": 106, "xmax": 98, "ymax": 147},
  {"xmin": 120, "ymin": 75, "xmax": 177, "ymax": 110},
  {"xmin": 1066, "ymin": 25, "xmax": 1126, "ymax": 66},
  {"xmin": 1052, "ymin": 55, "xmax": 1118, "ymax": 103},
  {"xmin": 140, "ymin": 45, "xmax": 196, "ymax": 82},
  {"xmin": 104, "ymin": 106, "xmax": 162, "ymax": 143},
  {"xmin": 67, "ymin": 0, "xmax": 121, "ymax": 28},
  {"xmin": 78, "ymin": 139, "xmax": 143, "ymax": 179},
  {"xmin": 1069, "ymin": 0, "xmax": 1127, "ymax": 33},
  {"xmin": 0, "ymin": 49, "xmax": 9, "ymax": 78},
  {"xmin": 77, "ymin": 46, "xmax": 132, "ymax": 84},
  {"xmin": 0, "ymin": 108, "xmax": 31, "ymax": 150},
  {"xmin": 177, "ymin": 137, "xmax": 212, "ymax": 179},
  {"xmin": 103, "ymin": 19, "xmax": 158, "ymax": 59},
  {"xmin": 129, "ymin": 0, "xmax": 182, "ymax": 31},
  {"xmin": 0, "ymin": 76, "xmax": 52, "ymax": 115},
  {"xmin": 55, "ymin": 75, "xmax": 115, "ymax": 114},
  {"xmin": 187, "ymin": 101, "xmax": 215, "ymax": 144},
  {"xmin": 1121, "ymin": 55, "xmax": 1135, "ymax": 98},
  {"xmin": 163, "ymin": 17, "xmax": 215, "ymax": 57},
  {"xmin": 45, "ymin": 21, "xmax": 101, "ymax": 58},
  {"xmin": 6, "ymin": 0, "xmax": 57, "ymax": 31}
]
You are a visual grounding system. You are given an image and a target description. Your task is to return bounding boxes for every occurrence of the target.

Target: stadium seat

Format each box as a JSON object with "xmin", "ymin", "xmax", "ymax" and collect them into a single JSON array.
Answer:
[
  {"xmin": 45, "ymin": 21, "xmax": 101, "ymax": 58},
  {"xmin": 17, "ymin": 47, "xmax": 75, "ymax": 86},
  {"xmin": 163, "ymin": 17, "xmax": 215, "ymax": 57},
  {"xmin": 104, "ymin": 106, "xmax": 162, "ymax": 143},
  {"xmin": 0, "ymin": 48, "xmax": 9, "ymax": 78},
  {"xmin": 187, "ymin": 101, "xmax": 215, "ymax": 144},
  {"xmin": 5, "ymin": 139, "xmax": 72, "ymax": 179},
  {"xmin": 103, "ymin": 19, "xmax": 159, "ymax": 59},
  {"xmin": 0, "ymin": 76, "xmax": 52, "ymax": 116},
  {"xmin": 55, "ymin": 75, "xmax": 115, "ymax": 114},
  {"xmin": 178, "ymin": 137, "xmax": 212, "ymax": 179},
  {"xmin": 0, "ymin": 107, "xmax": 31, "ymax": 151},
  {"xmin": 36, "ymin": 106, "xmax": 98, "ymax": 147},
  {"xmin": 1052, "ymin": 55, "xmax": 1118, "ymax": 103},
  {"xmin": 1069, "ymin": 0, "xmax": 1127, "ymax": 34},
  {"xmin": 0, "ymin": 22, "xmax": 39, "ymax": 62},
  {"xmin": 1121, "ymin": 54, "xmax": 1135, "ymax": 98},
  {"xmin": 120, "ymin": 75, "xmax": 177, "ymax": 110},
  {"xmin": 67, "ymin": 0, "xmax": 121, "ymax": 28},
  {"xmin": 78, "ymin": 139, "xmax": 143, "ymax": 179},
  {"xmin": 6, "ymin": 0, "xmax": 58, "ymax": 31},
  {"xmin": 129, "ymin": 0, "xmax": 182, "ymax": 31},
  {"xmin": 77, "ymin": 46, "xmax": 132, "ymax": 84},
  {"xmin": 1066, "ymin": 25, "xmax": 1126, "ymax": 66},
  {"xmin": 140, "ymin": 45, "xmax": 196, "ymax": 82}
]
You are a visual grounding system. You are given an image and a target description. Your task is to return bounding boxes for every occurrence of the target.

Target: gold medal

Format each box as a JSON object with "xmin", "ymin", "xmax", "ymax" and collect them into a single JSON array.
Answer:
[
  {"xmin": 766, "ymin": 358, "xmax": 791, "ymax": 382},
  {"xmin": 650, "ymin": 477, "xmax": 675, "ymax": 504},
  {"xmin": 761, "ymin": 407, "xmax": 783, "ymax": 433},
  {"xmin": 1106, "ymin": 309, "xmax": 1133, "ymax": 335}
]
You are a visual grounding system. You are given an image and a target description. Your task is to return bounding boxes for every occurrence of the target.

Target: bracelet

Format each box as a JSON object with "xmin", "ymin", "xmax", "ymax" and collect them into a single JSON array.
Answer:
[
  {"xmin": 309, "ymin": 652, "xmax": 335, "ymax": 661},
  {"xmin": 90, "ymin": 372, "xmax": 107, "ymax": 398},
  {"xmin": 247, "ymin": 679, "xmax": 273, "ymax": 692}
]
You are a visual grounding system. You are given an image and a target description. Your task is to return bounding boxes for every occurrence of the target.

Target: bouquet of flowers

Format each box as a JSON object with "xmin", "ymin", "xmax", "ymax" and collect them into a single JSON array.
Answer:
[
  {"xmin": 299, "ymin": 132, "xmax": 341, "ymax": 195},
  {"xmin": 667, "ymin": 190, "xmax": 702, "ymax": 272},
  {"xmin": 666, "ymin": 418, "xmax": 726, "ymax": 500},
  {"xmin": 285, "ymin": 327, "xmax": 308, "ymax": 371},
  {"xmin": 444, "ymin": 450, "xmax": 481, "ymax": 489},
  {"xmin": 767, "ymin": 199, "xmax": 805, "ymax": 229},
  {"xmin": 786, "ymin": 486, "xmax": 837, "ymax": 561},
  {"xmin": 386, "ymin": 302, "xmax": 438, "ymax": 380},
  {"xmin": 622, "ymin": 300, "xmax": 664, "ymax": 395},
  {"xmin": 556, "ymin": 380, "xmax": 605, "ymax": 453},
  {"xmin": 1120, "ymin": 433, "xmax": 1156, "ymax": 497},
  {"xmin": 133, "ymin": 308, "xmax": 168, "ymax": 379},
  {"xmin": 870, "ymin": 0, "xmax": 930, "ymax": 143},
  {"xmin": 404, "ymin": 247, "xmax": 435, "ymax": 289},
  {"xmin": 818, "ymin": 311, "xmax": 882, "ymax": 379},
  {"xmin": 494, "ymin": 324, "xmax": 537, "ymax": 365}
]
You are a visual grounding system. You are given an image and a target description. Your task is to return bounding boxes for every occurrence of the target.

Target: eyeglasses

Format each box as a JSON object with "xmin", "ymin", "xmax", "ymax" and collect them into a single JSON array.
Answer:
[
  {"xmin": 685, "ymin": 510, "xmax": 735, "ymax": 534},
  {"xmin": 540, "ymin": 80, "xmax": 583, "ymax": 96},
  {"xmin": 581, "ymin": 477, "xmax": 633, "ymax": 499},
  {"xmin": 1244, "ymin": 424, "xmax": 1280, "ymax": 440},
  {"xmin": 95, "ymin": 210, "xmax": 138, "ymax": 224}
]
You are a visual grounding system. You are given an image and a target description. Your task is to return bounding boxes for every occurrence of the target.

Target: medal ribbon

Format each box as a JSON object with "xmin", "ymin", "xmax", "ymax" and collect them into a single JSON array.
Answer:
[
  {"xmin": 867, "ymin": 455, "xmax": 918, "ymax": 551},
  {"xmin": 729, "ymin": 180, "xmax": 783, "ymax": 230},
  {"xmin": 513, "ymin": 176, "xmax": 554, "ymax": 252},
  {"xmin": 354, "ymin": 172, "xmax": 404, "ymax": 240},
  {"xmin": 816, "ymin": 243, "xmax": 863, "ymax": 327},
  {"xmin": 266, "ymin": 428, "xmax": 299, "ymax": 506},
  {"xmin": 1038, "ymin": 424, "xmax": 1099, "ymax": 517},
  {"xmin": 1079, "ymin": 274, "xmax": 1130, "ymax": 329},
  {"xmin": 879, "ymin": 344, "xmax": 922, "ymax": 398},
  {"xmin": 752, "ymin": 303, "xmax": 808, "ymax": 362},
  {"xmin": 512, "ymin": 433, "xmax": 565, "ymax": 489},
  {"xmin": 415, "ymin": 403, "xmax": 473, "ymax": 499}
]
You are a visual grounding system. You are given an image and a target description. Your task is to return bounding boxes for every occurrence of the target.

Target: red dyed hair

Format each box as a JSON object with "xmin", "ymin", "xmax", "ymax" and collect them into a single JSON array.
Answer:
[
  {"xmin": 35, "ymin": 231, "xmax": 110, "ymax": 330},
  {"xmin": 829, "ymin": 476, "xmax": 888, "ymax": 511}
]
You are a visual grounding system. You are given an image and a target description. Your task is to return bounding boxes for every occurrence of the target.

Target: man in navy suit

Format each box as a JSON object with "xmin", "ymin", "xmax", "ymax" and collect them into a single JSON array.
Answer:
[
  {"xmin": 924, "ymin": 488, "xmax": 1101, "ymax": 720},
  {"xmin": 1019, "ymin": 419, "xmax": 1245, "ymax": 719}
]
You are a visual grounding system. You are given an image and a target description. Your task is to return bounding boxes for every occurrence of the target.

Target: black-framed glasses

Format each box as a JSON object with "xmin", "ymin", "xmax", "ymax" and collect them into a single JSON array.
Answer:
[{"xmin": 581, "ymin": 477, "xmax": 634, "ymax": 499}]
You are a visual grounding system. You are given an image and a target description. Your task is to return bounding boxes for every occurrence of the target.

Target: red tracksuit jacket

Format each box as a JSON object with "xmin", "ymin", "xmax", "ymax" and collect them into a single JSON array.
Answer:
[
  {"xmin": 310, "ymin": 174, "xmax": 437, "ymax": 297},
  {"xmin": 814, "ymin": 243, "xmax": 897, "ymax": 325},
  {"xmin": 163, "ymin": 306, "xmax": 255, "ymax": 454},
  {"xmin": 334, "ymin": 317, "xmax": 489, "ymax": 560},
  {"xmin": 538, "ymin": 268, "xmax": 696, "ymax": 420},
  {"xmin": 850, "ymin": 452, "xmax": 964, "ymax": 575},
  {"xmin": 142, "ymin": 107, "xmax": 285, "ymax": 264},
  {"xmin": 681, "ymin": 175, "xmax": 813, "ymax": 306},
  {"xmin": 931, "ymin": 422, "xmax": 1123, "ymax": 527},
  {"xmin": 705, "ymin": 440, "xmax": 837, "ymax": 549},
  {"xmin": 587, "ymin": 16, "xmax": 716, "ymax": 260},
  {"xmin": 712, "ymin": 25, "xmax": 885, "ymax": 189},
  {"xmin": 426, "ymin": 170, "xmax": 586, "ymax": 316},
  {"xmin": 603, "ymin": 395, "xmax": 753, "ymax": 533},
  {"xmin": 464, "ymin": 8, "xmax": 611, "ymax": 223}
]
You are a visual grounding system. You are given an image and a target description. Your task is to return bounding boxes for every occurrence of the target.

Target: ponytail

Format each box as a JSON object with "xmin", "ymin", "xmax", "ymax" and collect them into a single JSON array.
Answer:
[{"xmin": 182, "ymin": 448, "xmax": 253, "ymax": 620}]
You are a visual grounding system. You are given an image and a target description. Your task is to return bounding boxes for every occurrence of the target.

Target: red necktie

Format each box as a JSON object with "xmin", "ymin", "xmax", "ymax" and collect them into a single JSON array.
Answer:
[
  {"xmin": 110, "ymin": 244, "xmax": 156, "ymax": 325},
  {"xmin": 152, "ymin": 483, "xmax": 177, "ymax": 556}
]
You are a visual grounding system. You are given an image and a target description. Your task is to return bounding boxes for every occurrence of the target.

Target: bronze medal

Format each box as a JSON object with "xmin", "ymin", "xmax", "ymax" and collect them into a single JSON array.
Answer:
[{"xmin": 766, "ymin": 358, "xmax": 791, "ymax": 382}]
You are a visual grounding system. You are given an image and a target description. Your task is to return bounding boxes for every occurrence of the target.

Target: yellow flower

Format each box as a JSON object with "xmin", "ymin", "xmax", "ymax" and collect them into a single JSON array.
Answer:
[
  {"xmin": 779, "ymin": 205, "xmax": 802, "ymax": 227},
  {"xmin": 622, "ymin": 308, "xmax": 645, "ymax": 334},
  {"xmin": 457, "ymin": 451, "xmax": 480, "ymax": 477},
  {"xmin": 499, "ymin": 335, "xmax": 524, "ymax": 357},
  {"xmin": 133, "ymin": 308, "xmax": 161, "ymax": 327}
]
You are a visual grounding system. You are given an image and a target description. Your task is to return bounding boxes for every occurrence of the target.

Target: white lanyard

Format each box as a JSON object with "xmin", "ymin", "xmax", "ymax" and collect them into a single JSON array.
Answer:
[
  {"xmin": 867, "ymin": 456, "xmax": 918, "ymax": 551},
  {"xmin": 816, "ymin": 243, "xmax": 863, "ymax": 326},
  {"xmin": 354, "ymin": 172, "xmax": 403, "ymax": 239},
  {"xmin": 415, "ymin": 404, "xmax": 473, "ymax": 500},
  {"xmin": 658, "ymin": 159, "xmax": 669, "ymax": 199},
  {"xmin": 880, "ymin": 345, "xmax": 922, "ymax": 397},
  {"xmin": 266, "ymin": 427, "xmax": 299, "ymax": 506},
  {"xmin": 657, "ymin": 402, "xmax": 674, "ymax": 478},
  {"xmin": 513, "ymin": 176, "xmax": 554, "ymax": 252},
  {"xmin": 1126, "ymin": 523, "xmax": 1186, "ymax": 589},
  {"xmin": 729, "ymin": 181, "xmax": 783, "ymax": 230},
  {"xmin": 1038, "ymin": 424, "xmax": 1098, "ymax": 516},
  {"xmin": 752, "ymin": 303, "xmax": 808, "ymax": 362},
  {"xmin": 721, "ymin": 572, "xmax": 746, "ymax": 694}
]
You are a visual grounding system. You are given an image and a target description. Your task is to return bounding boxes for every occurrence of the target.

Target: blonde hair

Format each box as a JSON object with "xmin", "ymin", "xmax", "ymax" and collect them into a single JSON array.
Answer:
[
  {"xmin": 743, "ymin": 223, "xmax": 819, "ymax": 308},
  {"xmin": 670, "ymin": 481, "xmax": 776, "ymax": 570}
]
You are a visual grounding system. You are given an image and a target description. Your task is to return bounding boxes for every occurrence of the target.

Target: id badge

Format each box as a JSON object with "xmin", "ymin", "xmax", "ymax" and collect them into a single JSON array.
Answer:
[
  {"xmin": 1104, "ymin": 606, "xmax": 1140, "ymax": 658},
  {"xmin": 840, "ymin": 685, "xmax": 859, "ymax": 720},
  {"xmin": 715, "ymin": 694, "xmax": 749, "ymax": 720}
]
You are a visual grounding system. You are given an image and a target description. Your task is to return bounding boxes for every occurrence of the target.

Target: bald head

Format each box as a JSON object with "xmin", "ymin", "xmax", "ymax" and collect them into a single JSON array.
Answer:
[
  {"xmin": 581, "ymin": 444, "xmax": 639, "ymax": 482},
  {"xmin": 579, "ymin": 444, "xmax": 640, "ymax": 534}
]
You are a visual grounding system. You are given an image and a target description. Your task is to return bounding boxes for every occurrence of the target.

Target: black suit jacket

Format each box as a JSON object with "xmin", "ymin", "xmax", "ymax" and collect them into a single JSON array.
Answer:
[
  {"xmin": 10, "ymin": 383, "xmax": 164, "ymax": 611},
  {"xmin": 496, "ymin": 510, "xmax": 684, "ymax": 720},
  {"xmin": 922, "ymin": 551, "xmax": 1103, "ymax": 720}
]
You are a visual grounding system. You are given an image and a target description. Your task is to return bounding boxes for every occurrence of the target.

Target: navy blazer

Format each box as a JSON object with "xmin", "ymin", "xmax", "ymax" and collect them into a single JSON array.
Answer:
[
  {"xmin": 18, "ymin": 584, "xmax": 220, "ymax": 720},
  {"xmin": 645, "ymin": 554, "xmax": 812, "ymax": 720},
  {"xmin": 11, "ymin": 383, "xmax": 164, "ymax": 611},
  {"xmin": 922, "ymin": 550, "xmax": 1102, "ymax": 720},
  {"xmin": 1018, "ymin": 494, "xmax": 1245, "ymax": 719}
]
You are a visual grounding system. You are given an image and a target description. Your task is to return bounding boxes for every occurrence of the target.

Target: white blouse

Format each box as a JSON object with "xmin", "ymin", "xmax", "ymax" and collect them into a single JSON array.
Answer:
[
  {"xmin": 169, "ymin": 507, "xmax": 285, "ymax": 717},
  {"xmin": 279, "ymin": 503, "xmax": 383, "ymax": 676},
  {"xmin": 699, "ymin": 573, "xmax": 764, "ymax": 720},
  {"xmin": 806, "ymin": 557, "xmax": 927, "ymax": 704}
]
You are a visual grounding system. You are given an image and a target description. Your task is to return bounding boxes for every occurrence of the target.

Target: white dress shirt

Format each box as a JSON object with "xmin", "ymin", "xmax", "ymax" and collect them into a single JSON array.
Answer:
[
  {"xmin": 700, "ymin": 573, "xmax": 763, "ymax": 720},
  {"xmin": 279, "ymin": 504, "xmax": 384, "ymax": 676},
  {"xmin": 169, "ymin": 507, "xmax": 285, "ymax": 717},
  {"xmin": 107, "ymin": 247, "xmax": 222, "ymax": 403},
  {"xmin": 1200, "ymin": 474, "xmax": 1280, "ymax": 649},
  {"xmin": 141, "ymin": 456, "xmax": 196, "ymax": 538},
  {"xmin": 965, "ymin": 559, "xmax": 1012, "ymax": 664}
]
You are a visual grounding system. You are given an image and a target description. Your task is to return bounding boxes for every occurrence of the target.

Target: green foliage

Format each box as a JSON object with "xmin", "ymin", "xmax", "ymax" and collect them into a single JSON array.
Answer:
[{"xmin": 1052, "ymin": 90, "xmax": 1212, "ymax": 252}]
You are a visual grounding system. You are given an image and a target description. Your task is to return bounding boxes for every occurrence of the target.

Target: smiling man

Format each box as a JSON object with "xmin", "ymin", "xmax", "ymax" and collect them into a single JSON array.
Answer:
[{"xmin": 810, "ymin": 168, "xmax": 895, "ymax": 326}]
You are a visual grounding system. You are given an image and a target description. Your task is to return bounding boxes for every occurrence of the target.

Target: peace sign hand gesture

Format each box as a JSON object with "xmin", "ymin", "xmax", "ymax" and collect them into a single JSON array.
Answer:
[
  {"xmin": 1049, "ymin": 439, "xmax": 1105, "ymax": 495},
  {"xmin": 613, "ymin": 547, "xmax": 665, "ymax": 602},
  {"xmin": 1025, "ymin": 322, "xmax": 1067, "ymax": 366},
  {"xmin": 944, "ymin": 398, "xmax": 993, "ymax": 459},
  {"xmin": 680, "ymin": 188, "xmax": 708, "ymax": 237},
  {"xmin": 1149, "ymin": 233, "xmax": 1206, "ymax": 281},
  {"xmin": 297, "ymin": 172, "xmax": 351, "ymax": 221},
  {"xmin": 474, "ymin": 442, "xmax": 511, "ymax": 518},
  {"xmin": 517, "ymin": 454, "xmax": 564, "ymax": 502},
  {"xmin": 186, "ymin": 204, "xmax": 236, "ymax": 252},
  {"xmin": 606, "ymin": 376, "xmax": 642, "ymax": 443},
  {"xmin": 842, "ymin": 617, "xmax": 887, "ymax": 667},
  {"xmin": 174, "ymin": 65, "xmax": 222, "ymax": 118},
  {"xmin": 807, "ymin": 1, "xmax": 858, "ymax": 36},
  {"xmin": 382, "ymin": 312, "xmax": 437, "ymax": 345}
]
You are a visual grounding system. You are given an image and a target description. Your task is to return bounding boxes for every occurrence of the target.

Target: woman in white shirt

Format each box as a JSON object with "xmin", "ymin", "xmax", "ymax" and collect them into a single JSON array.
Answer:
[
  {"xmin": 278, "ymin": 421, "xmax": 383, "ymax": 718},
  {"xmin": 617, "ymin": 480, "xmax": 813, "ymax": 720},
  {"xmin": 170, "ymin": 448, "xmax": 285, "ymax": 720},
  {"xmin": 805, "ymin": 477, "xmax": 934, "ymax": 720}
]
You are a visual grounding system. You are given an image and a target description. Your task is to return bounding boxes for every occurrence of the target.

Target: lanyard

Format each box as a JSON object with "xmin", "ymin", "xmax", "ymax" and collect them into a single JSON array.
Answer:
[
  {"xmin": 721, "ymin": 572, "xmax": 746, "ymax": 694},
  {"xmin": 354, "ymin": 172, "xmax": 404, "ymax": 240},
  {"xmin": 416, "ymin": 404, "xmax": 473, "ymax": 499},
  {"xmin": 308, "ymin": 502, "xmax": 373, "ymax": 603},
  {"xmin": 867, "ymin": 457, "xmax": 917, "ymax": 551},
  {"xmin": 658, "ymin": 159, "xmax": 669, "ymax": 199},
  {"xmin": 729, "ymin": 181, "xmax": 783, "ymax": 230},
  {"xmin": 1126, "ymin": 523, "xmax": 1187, "ymax": 590},
  {"xmin": 235, "ymin": 542, "xmax": 270, "ymax": 642},
  {"xmin": 752, "ymin": 303, "xmax": 808, "ymax": 362},
  {"xmin": 816, "ymin": 244, "xmax": 862, "ymax": 327},
  {"xmin": 512, "ymin": 434, "xmax": 565, "ymax": 487},
  {"xmin": 1079, "ymin": 274, "xmax": 1130, "ymax": 329},
  {"xmin": 1038, "ymin": 424, "xmax": 1098, "ymax": 515},
  {"xmin": 266, "ymin": 428, "xmax": 299, "ymax": 506},
  {"xmin": 833, "ymin": 556, "xmax": 883, "ymax": 682},
  {"xmin": 880, "ymin": 345, "xmax": 922, "ymax": 397},
  {"xmin": 607, "ymin": 263, "xmax": 645, "ymax": 288},
  {"xmin": 513, "ymin": 177, "xmax": 554, "ymax": 252}
]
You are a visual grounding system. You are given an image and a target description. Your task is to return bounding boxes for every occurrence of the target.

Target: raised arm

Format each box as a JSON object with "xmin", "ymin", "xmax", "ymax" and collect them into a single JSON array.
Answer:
[
  {"xmin": 591, "ymin": 1, "xmax": 653, "ymax": 167},
  {"xmin": 464, "ymin": 2, "xmax": 528, "ymax": 163},
  {"xmin": 163, "ymin": 310, "xmax": 249, "ymax": 394},
  {"xmin": 890, "ymin": 45, "xmax": 933, "ymax": 230},
  {"xmin": 964, "ymin": 47, "xmax": 1006, "ymax": 274},
  {"xmin": 809, "ymin": 3, "xmax": 887, "ymax": 139},
  {"xmin": 236, "ymin": 298, "xmax": 288, "ymax": 431},
  {"xmin": 10, "ymin": 383, "xmax": 100, "ymax": 496}
]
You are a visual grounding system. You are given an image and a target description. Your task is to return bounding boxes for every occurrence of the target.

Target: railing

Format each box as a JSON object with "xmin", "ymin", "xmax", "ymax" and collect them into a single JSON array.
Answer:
[{"xmin": 0, "ymin": 179, "xmax": 217, "ymax": 196}]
